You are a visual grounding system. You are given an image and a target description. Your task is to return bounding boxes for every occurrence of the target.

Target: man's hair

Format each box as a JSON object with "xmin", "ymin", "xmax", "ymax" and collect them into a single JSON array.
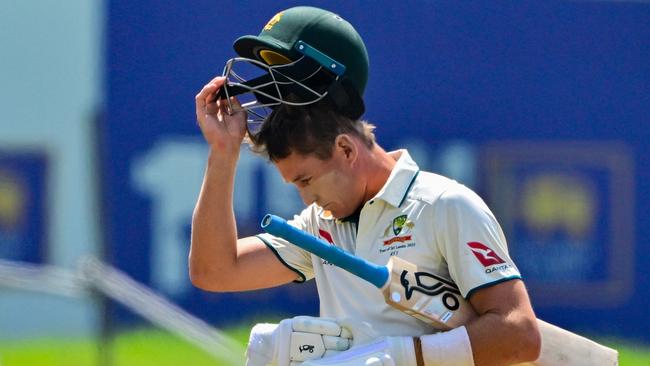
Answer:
[{"xmin": 250, "ymin": 98, "xmax": 376, "ymax": 161}]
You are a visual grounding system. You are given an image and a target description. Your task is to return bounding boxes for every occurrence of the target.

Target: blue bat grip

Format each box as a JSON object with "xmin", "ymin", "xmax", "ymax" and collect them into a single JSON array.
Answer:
[{"xmin": 261, "ymin": 214, "xmax": 389, "ymax": 289}]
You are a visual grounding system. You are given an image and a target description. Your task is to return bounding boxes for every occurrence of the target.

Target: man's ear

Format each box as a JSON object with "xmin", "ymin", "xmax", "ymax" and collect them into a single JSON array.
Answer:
[{"xmin": 334, "ymin": 134, "xmax": 358, "ymax": 164}]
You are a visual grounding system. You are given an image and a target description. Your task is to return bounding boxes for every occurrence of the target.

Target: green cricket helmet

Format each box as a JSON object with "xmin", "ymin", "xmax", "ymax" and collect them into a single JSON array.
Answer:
[{"xmin": 217, "ymin": 6, "xmax": 369, "ymax": 133}]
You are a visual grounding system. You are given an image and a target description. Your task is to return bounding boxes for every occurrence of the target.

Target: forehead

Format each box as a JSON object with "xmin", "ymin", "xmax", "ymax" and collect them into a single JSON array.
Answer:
[{"xmin": 273, "ymin": 152, "xmax": 331, "ymax": 182}]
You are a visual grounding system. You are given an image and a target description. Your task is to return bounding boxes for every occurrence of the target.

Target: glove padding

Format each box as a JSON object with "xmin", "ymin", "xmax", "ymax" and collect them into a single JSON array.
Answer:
[
  {"xmin": 246, "ymin": 316, "xmax": 352, "ymax": 366},
  {"xmin": 301, "ymin": 319, "xmax": 416, "ymax": 366}
]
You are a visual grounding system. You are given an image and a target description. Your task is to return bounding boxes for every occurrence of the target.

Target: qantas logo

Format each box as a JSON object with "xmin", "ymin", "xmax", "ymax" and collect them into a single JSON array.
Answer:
[
  {"xmin": 318, "ymin": 230, "xmax": 335, "ymax": 266},
  {"xmin": 319, "ymin": 229, "xmax": 334, "ymax": 244},
  {"xmin": 467, "ymin": 242, "xmax": 505, "ymax": 267}
]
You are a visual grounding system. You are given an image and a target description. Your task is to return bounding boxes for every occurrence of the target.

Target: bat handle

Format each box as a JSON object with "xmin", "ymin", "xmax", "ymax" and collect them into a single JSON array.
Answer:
[{"xmin": 261, "ymin": 214, "xmax": 390, "ymax": 288}]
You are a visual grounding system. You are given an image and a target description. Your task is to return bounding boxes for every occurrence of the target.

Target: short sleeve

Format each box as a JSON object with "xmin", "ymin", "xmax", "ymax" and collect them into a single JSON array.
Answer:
[
  {"xmin": 256, "ymin": 210, "xmax": 315, "ymax": 282},
  {"xmin": 434, "ymin": 185, "xmax": 521, "ymax": 299}
]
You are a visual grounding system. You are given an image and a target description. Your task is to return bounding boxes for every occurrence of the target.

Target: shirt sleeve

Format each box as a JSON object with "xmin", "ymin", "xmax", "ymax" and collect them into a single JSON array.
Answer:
[
  {"xmin": 256, "ymin": 209, "xmax": 315, "ymax": 283},
  {"xmin": 434, "ymin": 185, "xmax": 521, "ymax": 299}
]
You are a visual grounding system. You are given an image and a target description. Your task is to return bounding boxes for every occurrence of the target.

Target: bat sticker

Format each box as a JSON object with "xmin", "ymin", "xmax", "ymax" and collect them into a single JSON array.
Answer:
[{"xmin": 400, "ymin": 270, "xmax": 462, "ymax": 311}]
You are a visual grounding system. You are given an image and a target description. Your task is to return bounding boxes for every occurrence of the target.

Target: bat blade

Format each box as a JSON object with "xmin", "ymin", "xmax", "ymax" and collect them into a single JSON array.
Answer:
[
  {"xmin": 515, "ymin": 320, "xmax": 618, "ymax": 366},
  {"xmin": 383, "ymin": 259, "xmax": 617, "ymax": 365},
  {"xmin": 261, "ymin": 214, "xmax": 619, "ymax": 366},
  {"xmin": 383, "ymin": 256, "xmax": 477, "ymax": 329}
]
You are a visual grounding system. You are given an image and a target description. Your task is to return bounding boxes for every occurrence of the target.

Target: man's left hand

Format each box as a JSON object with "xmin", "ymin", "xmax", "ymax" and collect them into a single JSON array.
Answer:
[
  {"xmin": 301, "ymin": 319, "xmax": 417, "ymax": 366},
  {"xmin": 245, "ymin": 316, "xmax": 352, "ymax": 366},
  {"xmin": 301, "ymin": 337, "xmax": 416, "ymax": 366}
]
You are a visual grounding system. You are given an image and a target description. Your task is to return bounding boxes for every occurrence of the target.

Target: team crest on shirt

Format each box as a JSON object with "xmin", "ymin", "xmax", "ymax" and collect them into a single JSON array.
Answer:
[
  {"xmin": 385, "ymin": 215, "xmax": 414, "ymax": 237},
  {"xmin": 379, "ymin": 215, "xmax": 416, "ymax": 255},
  {"xmin": 392, "ymin": 215, "xmax": 408, "ymax": 235}
]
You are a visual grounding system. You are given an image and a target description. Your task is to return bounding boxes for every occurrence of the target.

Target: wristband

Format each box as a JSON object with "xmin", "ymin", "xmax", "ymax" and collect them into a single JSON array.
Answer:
[{"xmin": 420, "ymin": 326, "xmax": 475, "ymax": 366}]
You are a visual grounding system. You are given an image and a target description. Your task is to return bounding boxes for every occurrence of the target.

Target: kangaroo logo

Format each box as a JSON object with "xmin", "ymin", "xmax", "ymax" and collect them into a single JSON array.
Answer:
[
  {"xmin": 399, "ymin": 270, "xmax": 461, "ymax": 311},
  {"xmin": 467, "ymin": 241, "xmax": 505, "ymax": 267}
]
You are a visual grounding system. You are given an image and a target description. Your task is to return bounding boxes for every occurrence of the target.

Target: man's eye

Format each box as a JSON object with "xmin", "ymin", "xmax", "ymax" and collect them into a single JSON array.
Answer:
[{"xmin": 300, "ymin": 178, "xmax": 311, "ymax": 185}]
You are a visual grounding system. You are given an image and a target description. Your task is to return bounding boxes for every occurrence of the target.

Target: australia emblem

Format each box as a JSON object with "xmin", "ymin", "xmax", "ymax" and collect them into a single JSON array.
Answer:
[
  {"xmin": 381, "ymin": 215, "xmax": 416, "ymax": 251},
  {"xmin": 392, "ymin": 215, "xmax": 408, "ymax": 235}
]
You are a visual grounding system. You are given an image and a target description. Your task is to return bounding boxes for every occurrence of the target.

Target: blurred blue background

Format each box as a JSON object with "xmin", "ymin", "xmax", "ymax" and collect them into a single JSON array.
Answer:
[{"xmin": 1, "ymin": 0, "xmax": 649, "ymax": 345}]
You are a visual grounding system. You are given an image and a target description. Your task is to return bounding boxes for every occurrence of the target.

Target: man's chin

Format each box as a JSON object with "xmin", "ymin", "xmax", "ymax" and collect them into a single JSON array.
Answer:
[
  {"xmin": 320, "ymin": 203, "xmax": 362, "ymax": 220},
  {"xmin": 332, "ymin": 208, "xmax": 361, "ymax": 221}
]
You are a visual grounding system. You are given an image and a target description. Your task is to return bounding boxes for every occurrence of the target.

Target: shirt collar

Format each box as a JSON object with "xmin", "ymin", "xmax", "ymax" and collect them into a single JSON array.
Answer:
[
  {"xmin": 318, "ymin": 149, "xmax": 420, "ymax": 221},
  {"xmin": 373, "ymin": 149, "xmax": 420, "ymax": 208}
]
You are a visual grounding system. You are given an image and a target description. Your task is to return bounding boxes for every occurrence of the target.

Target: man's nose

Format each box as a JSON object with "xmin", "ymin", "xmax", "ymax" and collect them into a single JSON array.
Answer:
[{"xmin": 298, "ymin": 188, "xmax": 317, "ymax": 206}]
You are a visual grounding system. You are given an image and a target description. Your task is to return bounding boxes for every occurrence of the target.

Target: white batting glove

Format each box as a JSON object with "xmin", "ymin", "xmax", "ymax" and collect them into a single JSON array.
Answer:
[
  {"xmin": 246, "ymin": 316, "xmax": 352, "ymax": 366},
  {"xmin": 301, "ymin": 319, "xmax": 416, "ymax": 366}
]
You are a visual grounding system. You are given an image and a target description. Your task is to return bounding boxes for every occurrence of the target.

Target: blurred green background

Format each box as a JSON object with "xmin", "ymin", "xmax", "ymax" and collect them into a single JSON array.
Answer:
[{"xmin": 2, "ymin": 327, "xmax": 650, "ymax": 365}]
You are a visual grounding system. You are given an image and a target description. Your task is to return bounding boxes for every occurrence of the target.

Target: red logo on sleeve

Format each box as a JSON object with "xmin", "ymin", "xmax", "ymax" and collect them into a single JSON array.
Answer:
[
  {"xmin": 467, "ymin": 242, "xmax": 505, "ymax": 267},
  {"xmin": 319, "ymin": 229, "xmax": 334, "ymax": 244},
  {"xmin": 318, "ymin": 229, "xmax": 336, "ymax": 266}
]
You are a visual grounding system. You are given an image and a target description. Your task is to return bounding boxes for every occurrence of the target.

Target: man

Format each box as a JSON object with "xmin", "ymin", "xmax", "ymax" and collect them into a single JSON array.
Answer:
[{"xmin": 191, "ymin": 6, "xmax": 540, "ymax": 366}]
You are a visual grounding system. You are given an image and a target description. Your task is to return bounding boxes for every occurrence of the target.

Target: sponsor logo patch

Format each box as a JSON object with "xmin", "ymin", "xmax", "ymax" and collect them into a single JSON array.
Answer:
[
  {"xmin": 318, "ymin": 229, "xmax": 335, "ymax": 265},
  {"xmin": 467, "ymin": 241, "xmax": 506, "ymax": 267},
  {"xmin": 319, "ymin": 229, "xmax": 334, "ymax": 244}
]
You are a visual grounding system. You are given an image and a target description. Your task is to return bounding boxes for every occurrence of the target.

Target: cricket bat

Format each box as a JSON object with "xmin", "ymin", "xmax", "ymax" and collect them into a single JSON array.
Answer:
[{"xmin": 261, "ymin": 214, "xmax": 618, "ymax": 366}]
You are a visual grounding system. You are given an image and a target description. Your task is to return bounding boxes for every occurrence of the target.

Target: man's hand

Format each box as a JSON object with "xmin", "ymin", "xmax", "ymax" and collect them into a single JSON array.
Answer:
[
  {"xmin": 194, "ymin": 76, "xmax": 247, "ymax": 155},
  {"xmin": 246, "ymin": 316, "xmax": 352, "ymax": 366},
  {"xmin": 301, "ymin": 319, "xmax": 417, "ymax": 366}
]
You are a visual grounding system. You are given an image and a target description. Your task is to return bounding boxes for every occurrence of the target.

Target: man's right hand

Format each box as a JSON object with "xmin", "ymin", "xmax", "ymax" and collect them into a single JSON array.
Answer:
[{"xmin": 194, "ymin": 76, "xmax": 247, "ymax": 155}]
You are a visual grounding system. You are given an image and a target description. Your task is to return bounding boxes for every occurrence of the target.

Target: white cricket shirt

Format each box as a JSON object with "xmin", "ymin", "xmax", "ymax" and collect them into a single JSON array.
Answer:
[{"xmin": 257, "ymin": 150, "xmax": 521, "ymax": 336}]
